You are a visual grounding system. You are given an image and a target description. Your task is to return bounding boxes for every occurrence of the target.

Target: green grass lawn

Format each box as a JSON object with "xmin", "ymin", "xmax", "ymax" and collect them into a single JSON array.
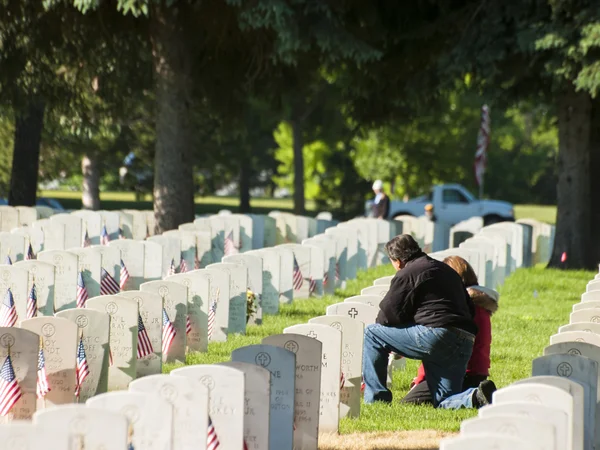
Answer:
[
  {"xmin": 514, "ymin": 204, "xmax": 557, "ymax": 224},
  {"xmin": 164, "ymin": 264, "xmax": 591, "ymax": 433}
]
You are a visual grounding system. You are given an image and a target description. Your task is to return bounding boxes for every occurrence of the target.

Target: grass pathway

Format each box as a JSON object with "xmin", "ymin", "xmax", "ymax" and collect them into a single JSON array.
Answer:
[{"xmin": 165, "ymin": 264, "xmax": 592, "ymax": 434}]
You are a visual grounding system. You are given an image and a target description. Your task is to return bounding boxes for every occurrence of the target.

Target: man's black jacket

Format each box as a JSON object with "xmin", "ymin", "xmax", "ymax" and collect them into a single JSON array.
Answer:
[{"xmin": 376, "ymin": 252, "xmax": 477, "ymax": 335}]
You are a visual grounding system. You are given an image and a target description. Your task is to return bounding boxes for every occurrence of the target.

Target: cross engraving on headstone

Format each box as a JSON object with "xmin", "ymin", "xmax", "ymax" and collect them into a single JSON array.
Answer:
[
  {"xmin": 307, "ymin": 331, "xmax": 318, "ymax": 339},
  {"xmin": 255, "ymin": 352, "xmax": 271, "ymax": 367},
  {"xmin": 557, "ymin": 362, "xmax": 573, "ymax": 377},
  {"xmin": 347, "ymin": 308, "xmax": 358, "ymax": 318}
]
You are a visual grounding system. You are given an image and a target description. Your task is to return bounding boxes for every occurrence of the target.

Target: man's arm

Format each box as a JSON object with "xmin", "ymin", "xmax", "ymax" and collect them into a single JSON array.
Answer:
[{"xmin": 376, "ymin": 276, "xmax": 416, "ymax": 326}]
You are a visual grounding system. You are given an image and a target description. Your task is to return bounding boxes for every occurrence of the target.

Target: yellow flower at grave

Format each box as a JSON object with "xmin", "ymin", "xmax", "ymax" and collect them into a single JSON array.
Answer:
[{"xmin": 246, "ymin": 288, "xmax": 257, "ymax": 319}]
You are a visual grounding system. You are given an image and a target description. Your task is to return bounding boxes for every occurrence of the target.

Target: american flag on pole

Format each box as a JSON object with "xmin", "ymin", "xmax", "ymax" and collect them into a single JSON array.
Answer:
[
  {"xmin": 100, "ymin": 225, "xmax": 110, "ymax": 246},
  {"xmin": 335, "ymin": 262, "xmax": 340, "ymax": 281},
  {"xmin": 186, "ymin": 315, "xmax": 192, "ymax": 335},
  {"xmin": 224, "ymin": 230, "xmax": 238, "ymax": 256},
  {"xmin": 25, "ymin": 244, "xmax": 35, "ymax": 261},
  {"xmin": 120, "ymin": 259, "xmax": 130, "ymax": 290},
  {"xmin": 26, "ymin": 283, "xmax": 37, "ymax": 319},
  {"xmin": 474, "ymin": 104, "xmax": 491, "ymax": 190},
  {"xmin": 0, "ymin": 289, "xmax": 17, "ymax": 327},
  {"xmin": 168, "ymin": 258, "xmax": 177, "ymax": 276},
  {"xmin": 340, "ymin": 371, "xmax": 346, "ymax": 390},
  {"xmin": 0, "ymin": 354, "xmax": 22, "ymax": 416},
  {"xmin": 82, "ymin": 229, "xmax": 91, "ymax": 248},
  {"xmin": 207, "ymin": 416, "xmax": 220, "ymax": 450},
  {"xmin": 194, "ymin": 249, "xmax": 201, "ymax": 270},
  {"xmin": 323, "ymin": 270, "xmax": 329, "ymax": 287},
  {"xmin": 179, "ymin": 254, "xmax": 188, "ymax": 273},
  {"xmin": 309, "ymin": 276, "xmax": 316, "ymax": 295},
  {"xmin": 76, "ymin": 272, "xmax": 88, "ymax": 309},
  {"xmin": 36, "ymin": 347, "xmax": 50, "ymax": 399},
  {"xmin": 4, "ymin": 255, "xmax": 11, "ymax": 265},
  {"xmin": 292, "ymin": 256, "xmax": 304, "ymax": 291},
  {"xmin": 100, "ymin": 268, "xmax": 120, "ymax": 295},
  {"xmin": 75, "ymin": 336, "xmax": 90, "ymax": 398},
  {"xmin": 207, "ymin": 296, "xmax": 217, "ymax": 340},
  {"xmin": 161, "ymin": 308, "xmax": 176, "ymax": 356},
  {"xmin": 137, "ymin": 314, "xmax": 154, "ymax": 358}
]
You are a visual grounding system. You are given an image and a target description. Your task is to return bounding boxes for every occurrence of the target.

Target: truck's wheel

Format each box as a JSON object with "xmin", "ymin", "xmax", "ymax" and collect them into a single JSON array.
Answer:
[{"xmin": 483, "ymin": 214, "xmax": 504, "ymax": 226}]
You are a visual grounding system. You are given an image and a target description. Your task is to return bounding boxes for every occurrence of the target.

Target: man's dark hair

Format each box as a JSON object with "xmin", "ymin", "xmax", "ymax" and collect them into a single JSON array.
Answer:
[{"xmin": 385, "ymin": 234, "xmax": 422, "ymax": 263}]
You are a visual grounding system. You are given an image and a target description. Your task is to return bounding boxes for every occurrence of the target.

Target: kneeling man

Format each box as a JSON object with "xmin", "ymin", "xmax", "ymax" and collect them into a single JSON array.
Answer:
[{"xmin": 363, "ymin": 234, "xmax": 496, "ymax": 408}]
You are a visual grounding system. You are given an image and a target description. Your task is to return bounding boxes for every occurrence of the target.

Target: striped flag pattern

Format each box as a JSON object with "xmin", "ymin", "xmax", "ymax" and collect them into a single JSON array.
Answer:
[
  {"xmin": 161, "ymin": 308, "xmax": 176, "ymax": 356},
  {"xmin": 0, "ymin": 289, "xmax": 17, "ymax": 327},
  {"xmin": 208, "ymin": 297, "xmax": 217, "ymax": 340},
  {"xmin": 26, "ymin": 284, "xmax": 37, "ymax": 319},
  {"xmin": 323, "ymin": 270, "xmax": 329, "ymax": 287},
  {"xmin": 207, "ymin": 416, "xmax": 220, "ymax": 450},
  {"xmin": 82, "ymin": 230, "xmax": 91, "ymax": 248},
  {"xmin": 194, "ymin": 251, "xmax": 201, "ymax": 270},
  {"xmin": 179, "ymin": 254, "xmax": 188, "ymax": 273},
  {"xmin": 0, "ymin": 355, "xmax": 22, "ymax": 416},
  {"xmin": 309, "ymin": 276, "xmax": 316, "ymax": 295},
  {"xmin": 340, "ymin": 371, "xmax": 345, "ymax": 390},
  {"xmin": 75, "ymin": 336, "xmax": 90, "ymax": 397},
  {"xmin": 335, "ymin": 262, "xmax": 340, "ymax": 281},
  {"xmin": 4, "ymin": 255, "xmax": 11, "ymax": 265},
  {"xmin": 186, "ymin": 315, "xmax": 192, "ymax": 335},
  {"xmin": 169, "ymin": 258, "xmax": 177, "ymax": 276},
  {"xmin": 292, "ymin": 256, "xmax": 303, "ymax": 291},
  {"xmin": 100, "ymin": 268, "xmax": 120, "ymax": 295},
  {"xmin": 100, "ymin": 225, "xmax": 110, "ymax": 246},
  {"xmin": 25, "ymin": 244, "xmax": 35, "ymax": 260},
  {"xmin": 36, "ymin": 348, "xmax": 50, "ymax": 399},
  {"xmin": 76, "ymin": 272, "xmax": 88, "ymax": 308},
  {"xmin": 224, "ymin": 230, "xmax": 237, "ymax": 256},
  {"xmin": 474, "ymin": 104, "xmax": 491, "ymax": 188},
  {"xmin": 120, "ymin": 259, "xmax": 130, "ymax": 290},
  {"xmin": 137, "ymin": 314, "xmax": 154, "ymax": 358}
]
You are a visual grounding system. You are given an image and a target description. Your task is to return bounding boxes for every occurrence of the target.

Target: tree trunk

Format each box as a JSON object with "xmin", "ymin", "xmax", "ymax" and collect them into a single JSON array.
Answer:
[
  {"xmin": 589, "ymin": 99, "xmax": 600, "ymax": 265},
  {"xmin": 9, "ymin": 99, "xmax": 45, "ymax": 206},
  {"xmin": 239, "ymin": 157, "xmax": 251, "ymax": 213},
  {"xmin": 150, "ymin": 5, "xmax": 195, "ymax": 233},
  {"xmin": 548, "ymin": 86, "xmax": 592, "ymax": 269},
  {"xmin": 291, "ymin": 117, "xmax": 305, "ymax": 215},
  {"xmin": 81, "ymin": 154, "xmax": 101, "ymax": 210}
]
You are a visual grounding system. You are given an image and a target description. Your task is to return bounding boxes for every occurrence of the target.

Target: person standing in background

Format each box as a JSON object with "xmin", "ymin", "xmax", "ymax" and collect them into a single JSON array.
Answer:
[
  {"xmin": 424, "ymin": 203, "xmax": 437, "ymax": 222},
  {"xmin": 372, "ymin": 180, "xmax": 390, "ymax": 219}
]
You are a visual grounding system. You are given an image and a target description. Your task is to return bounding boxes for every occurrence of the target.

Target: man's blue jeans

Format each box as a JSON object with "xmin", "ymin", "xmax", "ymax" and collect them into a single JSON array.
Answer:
[{"xmin": 363, "ymin": 323, "xmax": 476, "ymax": 408}]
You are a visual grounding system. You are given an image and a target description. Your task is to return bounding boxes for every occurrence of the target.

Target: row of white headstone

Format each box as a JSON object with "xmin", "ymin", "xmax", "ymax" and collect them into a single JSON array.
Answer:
[{"xmin": 440, "ymin": 270, "xmax": 600, "ymax": 449}]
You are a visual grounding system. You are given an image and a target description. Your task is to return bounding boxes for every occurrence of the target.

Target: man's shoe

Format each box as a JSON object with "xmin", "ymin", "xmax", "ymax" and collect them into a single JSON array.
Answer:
[{"xmin": 473, "ymin": 380, "xmax": 497, "ymax": 408}]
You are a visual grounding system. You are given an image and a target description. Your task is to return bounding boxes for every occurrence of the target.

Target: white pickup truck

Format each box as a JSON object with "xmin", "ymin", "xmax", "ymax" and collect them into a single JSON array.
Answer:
[{"xmin": 366, "ymin": 184, "xmax": 515, "ymax": 225}]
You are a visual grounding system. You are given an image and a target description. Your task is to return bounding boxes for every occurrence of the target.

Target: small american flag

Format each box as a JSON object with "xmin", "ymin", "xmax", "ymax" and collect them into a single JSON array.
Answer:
[
  {"xmin": 340, "ymin": 371, "xmax": 345, "ymax": 390},
  {"xmin": 76, "ymin": 272, "xmax": 88, "ymax": 309},
  {"xmin": 120, "ymin": 259, "xmax": 130, "ymax": 290},
  {"xmin": 186, "ymin": 315, "xmax": 191, "ymax": 335},
  {"xmin": 26, "ymin": 284, "xmax": 37, "ymax": 319},
  {"xmin": 194, "ymin": 250, "xmax": 201, "ymax": 270},
  {"xmin": 179, "ymin": 254, "xmax": 188, "ymax": 273},
  {"xmin": 100, "ymin": 268, "xmax": 120, "ymax": 295},
  {"xmin": 75, "ymin": 336, "xmax": 90, "ymax": 398},
  {"xmin": 292, "ymin": 256, "xmax": 303, "ymax": 291},
  {"xmin": 207, "ymin": 416, "xmax": 220, "ymax": 450},
  {"xmin": 36, "ymin": 347, "xmax": 50, "ymax": 399},
  {"xmin": 323, "ymin": 270, "xmax": 329, "ymax": 287},
  {"xmin": 137, "ymin": 314, "xmax": 154, "ymax": 358},
  {"xmin": 224, "ymin": 230, "xmax": 238, "ymax": 256},
  {"xmin": 243, "ymin": 440, "xmax": 249, "ymax": 450},
  {"xmin": 308, "ymin": 276, "xmax": 316, "ymax": 295},
  {"xmin": 207, "ymin": 297, "xmax": 217, "ymax": 340},
  {"xmin": 100, "ymin": 225, "xmax": 110, "ymax": 246},
  {"xmin": 82, "ymin": 229, "xmax": 91, "ymax": 248},
  {"xmin": 168, "ymin": 258, "xmax": 177, "ymax": 276},
  {"xmin": 25, "ymin": 244, "xmax": 35, "ymax": 261},
  {"xmin": 109, "ymin": 348, "xmax": 114, "ymax": 366},
  {"xmin": 161, "ymin": 308, "xmax": 176, "ymax": 356},
  {"xmin": 0, "ymin": 354, "xmax": 22, "ymax": 416},
  {"xmin": 0, "ymin": 289, "xmax": 17, "ymax": 327},
  {"xmin": 335, "ymin": 262, "xmax": 340, "ymax": 281},
  {"xmin": 4, "ymin": 255, "xmax": 11, "ymax": 265}
]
